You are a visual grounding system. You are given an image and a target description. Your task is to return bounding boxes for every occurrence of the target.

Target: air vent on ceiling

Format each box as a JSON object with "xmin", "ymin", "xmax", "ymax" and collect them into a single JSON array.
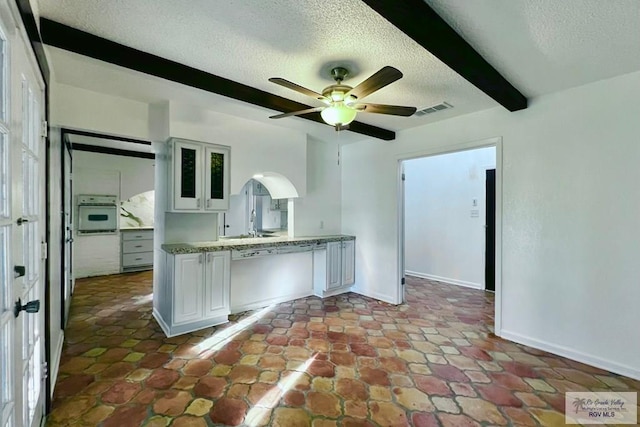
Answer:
[{"xmin": 414, "ymin": 102, "xmax": 453, "ymax": 117}]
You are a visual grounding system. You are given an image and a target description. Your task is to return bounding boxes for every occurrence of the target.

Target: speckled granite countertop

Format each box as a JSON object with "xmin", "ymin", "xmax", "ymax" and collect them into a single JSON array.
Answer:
[{"xmin": 161, "ymin": 235, "xmax": 354, "ymax": 254}]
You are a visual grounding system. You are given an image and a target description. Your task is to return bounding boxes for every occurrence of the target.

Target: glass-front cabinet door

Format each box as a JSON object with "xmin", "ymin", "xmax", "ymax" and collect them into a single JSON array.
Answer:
[
  {"xmin": 173, "ymin": 140, "xmax": 202, "ymax": 210},
  {"xmin": 204, "ymin": 146, "xmax": 230, "ymax": 211},
  {"xmin": 169, "ymin": 138, "xmax": 230, "ymax": 212}
]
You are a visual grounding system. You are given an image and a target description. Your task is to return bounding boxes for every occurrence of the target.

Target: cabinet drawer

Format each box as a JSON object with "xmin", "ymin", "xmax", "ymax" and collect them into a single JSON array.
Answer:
[
  {"xmin": 123, "ymin": 239, "xmax": 153, "ymax": 253},
  {"xmin": 122, "ymin": 252, "xmax": 154, "ymax": 267},
  {"xmin": 122, "ymin": 230, "xmax": 154, "ymax": 241}
]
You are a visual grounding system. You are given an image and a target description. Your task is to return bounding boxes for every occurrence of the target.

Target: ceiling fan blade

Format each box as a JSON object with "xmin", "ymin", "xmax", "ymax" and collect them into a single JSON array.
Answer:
[
  {"xmin": 346, "ymin": 66, "xmax": 403, "ymax": 100},
  {"xmin": 355, "ymin": 103, "xmax": 417, "ymax": 116},
  {"xmin": 269, "ymin": 77, "xmax": 329, "ymax": 102},
  {"xmin": 269, "ymin": 106, "xmax": 325, "ymax": 119}
]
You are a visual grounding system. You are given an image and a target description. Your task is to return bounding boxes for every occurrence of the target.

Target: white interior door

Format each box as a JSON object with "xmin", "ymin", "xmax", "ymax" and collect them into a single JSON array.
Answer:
[
  {"xmin": 0, "ymin": 15, "xmax": 14, "ymax": 426},
  {"xmin": 16, "ymin": 73, "xmax": 45, "ymax": 427},
  {"xmin": 0, "ymin": 4, "xmax": 46, "ymax": 425}
]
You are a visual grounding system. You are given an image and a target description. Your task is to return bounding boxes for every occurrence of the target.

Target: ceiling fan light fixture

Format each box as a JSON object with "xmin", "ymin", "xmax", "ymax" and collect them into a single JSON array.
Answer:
[
  {"xmin": 330, "ymin": 90, "xmax": 345, "ymax": 102},
  {"xmin": 269, "ymin": 66, "xmax": 415, "ymax": 129},
  {"xmin": 320, "ymin": 103, "xmax": 357, "ymax": 126}
]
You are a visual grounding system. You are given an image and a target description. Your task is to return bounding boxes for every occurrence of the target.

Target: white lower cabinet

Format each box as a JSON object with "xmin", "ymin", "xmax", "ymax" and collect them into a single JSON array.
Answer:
[
  {"xmin": 155, "ymin": 250, "xmax": 230, "ymax": 336},
  {"xmin": 313, "ymin": 239, "xmax": 355, "ymax": 296},
  {"xmin": 121, "ymin": 229, "xmax": 154, "ymax": 272},
  {"xmin": 204, "ymin": 252, "xmax": 230, "ymax": 318},
  {"xmin": 341, "ymin": 239, "xmax": 355, "ymax": 286}
]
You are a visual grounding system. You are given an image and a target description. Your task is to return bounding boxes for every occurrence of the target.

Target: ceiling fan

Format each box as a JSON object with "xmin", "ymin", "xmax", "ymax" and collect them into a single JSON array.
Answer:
[{"xmin": 268, "ymin": 66, "xmax": 416, "ymax": 130}]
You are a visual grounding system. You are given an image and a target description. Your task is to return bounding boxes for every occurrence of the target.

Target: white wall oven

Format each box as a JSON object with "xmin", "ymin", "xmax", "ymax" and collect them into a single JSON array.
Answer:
[{"xmin": 77, "ymin": 194, "xmax": 118, "ymax": 234}]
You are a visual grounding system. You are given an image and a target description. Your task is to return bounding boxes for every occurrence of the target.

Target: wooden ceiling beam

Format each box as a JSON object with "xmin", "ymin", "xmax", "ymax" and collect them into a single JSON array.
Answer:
[
  {"xmin": 362, "ymin": 0, "xmax": 528, "ymax": 111},
  {"xmin": 40, "ymin": 18, "xmax": 395, "ymax": 141}
]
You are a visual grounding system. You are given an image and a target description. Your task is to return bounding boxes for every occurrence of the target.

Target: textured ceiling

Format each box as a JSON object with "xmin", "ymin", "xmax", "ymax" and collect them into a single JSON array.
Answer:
[
  {"xmin": 38, "ymin": 0, "xmax": 640, "ymax": 140},
  {"xmin": 426, "ymin": 0, "xmax": 640, "ymax": 97}
]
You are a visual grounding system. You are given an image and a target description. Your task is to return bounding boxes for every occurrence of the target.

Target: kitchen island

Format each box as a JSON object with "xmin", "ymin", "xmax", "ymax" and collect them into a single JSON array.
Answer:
[{"xmin": 154, "ymin": 234, "xmax": 355, "ymax": 337}]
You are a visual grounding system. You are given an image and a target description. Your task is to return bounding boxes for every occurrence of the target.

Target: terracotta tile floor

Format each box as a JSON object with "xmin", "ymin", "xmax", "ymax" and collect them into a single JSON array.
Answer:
[{"xmin": 47, "ymin": 272, "xmax": 639, "ymax": 426}]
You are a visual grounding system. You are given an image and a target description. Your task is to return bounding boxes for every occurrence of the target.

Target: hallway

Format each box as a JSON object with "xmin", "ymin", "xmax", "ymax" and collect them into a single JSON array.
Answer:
[{"xmin": 47, "ymin": 273, "xmax": 638, "ymax": 426}]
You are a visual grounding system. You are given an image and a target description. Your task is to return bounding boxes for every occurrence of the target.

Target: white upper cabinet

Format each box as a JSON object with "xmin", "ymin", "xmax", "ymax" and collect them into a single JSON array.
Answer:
[
  {"xmin": 172, "ymin": 139, "xmax": 202, "ymax": 210},
  {"xmin": 169, "ymin": 138, "xmax": 230, "ymax": 212},
  {"xmin": 204, "ymin": 145, "xmax": 230, "ymax": 211}
]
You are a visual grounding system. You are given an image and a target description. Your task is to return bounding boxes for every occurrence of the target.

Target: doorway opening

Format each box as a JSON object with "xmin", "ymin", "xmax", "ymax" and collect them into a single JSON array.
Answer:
[
  {"xmin": 398, "ymin": 137, "xmax": 502, "ymax": 333},
  {"xmin": 59, "ymin": 129, "xmax": 155, "ymax": 325}
]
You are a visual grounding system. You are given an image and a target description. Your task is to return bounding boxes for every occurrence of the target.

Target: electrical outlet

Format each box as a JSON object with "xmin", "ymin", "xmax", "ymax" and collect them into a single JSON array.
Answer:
[{"xmin": 320, "ymin": 220, "xmax": 324, "ymax": 229}]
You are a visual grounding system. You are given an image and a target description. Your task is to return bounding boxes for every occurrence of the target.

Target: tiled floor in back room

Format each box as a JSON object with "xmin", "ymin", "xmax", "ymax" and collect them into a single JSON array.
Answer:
[{"xmin": 47, "ymin": 272, "xmax": 639, "ymax": 427}]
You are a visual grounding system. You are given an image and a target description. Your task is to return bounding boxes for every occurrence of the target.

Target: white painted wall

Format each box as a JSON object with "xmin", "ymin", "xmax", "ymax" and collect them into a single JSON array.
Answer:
[
  {"xmin": 72, "ymin": 151, "xmax": 154, "ymax": 277},
  {"xmin": 73, "ymin": 152, "xmax": 155, "ymax": 202},
  {"xmin": 51, "ymin": 83, "xmax": 149, "ymax": 139},
  {"xmin": 293, "ymin": 136, "xmax": 342, "ymax": 236},
  {"xmin": 404, "ymin": 147, "xmax": 495, "ymax": 288},
  {"xmin": 342, "ymin": 71, "xmax": 640, "ymax": 379}
]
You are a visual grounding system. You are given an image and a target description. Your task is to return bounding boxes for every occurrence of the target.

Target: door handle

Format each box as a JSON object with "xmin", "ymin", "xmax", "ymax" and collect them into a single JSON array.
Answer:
[
  {"xmin": 14, "ymin": 265, "xmax": 25, "ymax": 278},
  {"xmin": 17, "ymin": 217, "xmax": 29, "ymax": 226},
  {"xmin": 14, "ymin": 299, "xmax": 40, "ymax": 318}
]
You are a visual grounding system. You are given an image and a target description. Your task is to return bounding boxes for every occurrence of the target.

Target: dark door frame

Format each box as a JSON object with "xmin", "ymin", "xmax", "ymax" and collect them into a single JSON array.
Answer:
[{"xmin": 485, "ymin": 168, "xmax": 496, "ymax": 292}]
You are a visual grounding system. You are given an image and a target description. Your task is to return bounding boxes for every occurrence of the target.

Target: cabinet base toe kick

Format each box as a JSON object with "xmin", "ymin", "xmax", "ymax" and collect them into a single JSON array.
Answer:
[
  {"xmin": 318, "ymin": 283, "xmax": 354, "ymax": 299},
  {"xmin": 153, "ymin": 308, "xmax": 229, "ymax": 338}
]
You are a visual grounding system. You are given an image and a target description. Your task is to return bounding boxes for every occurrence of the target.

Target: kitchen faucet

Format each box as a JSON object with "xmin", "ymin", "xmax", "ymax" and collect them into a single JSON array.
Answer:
[{"xmin": 249, "ymin": 209, "xmax": 257, "ymax": 237}]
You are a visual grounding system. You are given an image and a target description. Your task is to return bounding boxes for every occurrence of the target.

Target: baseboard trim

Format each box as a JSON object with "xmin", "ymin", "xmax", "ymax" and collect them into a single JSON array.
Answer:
[
  {"xmin": 352, "ymin": 286, "xmax": 398, "ymax": 305},
  {"xmin": 74, "ymin": 268, "xmax": 121, "ymax": 279},
  {"xmin": 152, "ymin": 308, "xmax": 171, "ymax": 337},
  {"xmin": 49, "ymin": 332, "xmax": 65, "ymax": 397},
  {"xmin": 500, "ymin": 329, "xmax": 640, "ymax": 380},
  {"xmin": 318, "ymin": 285, "xmax": 354, "ymax": 299},
  {"xmin": 405, "ymin": 271, "xmax": 482, "ymax": 290},
  {"xmin": 230, "ymin": 290, "xmax": 314, "ymax": 315}
]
